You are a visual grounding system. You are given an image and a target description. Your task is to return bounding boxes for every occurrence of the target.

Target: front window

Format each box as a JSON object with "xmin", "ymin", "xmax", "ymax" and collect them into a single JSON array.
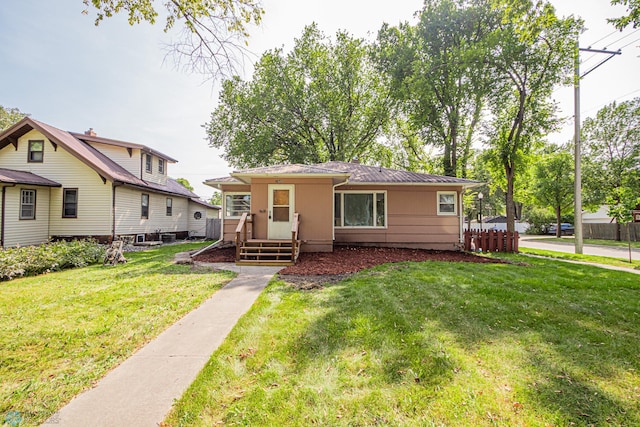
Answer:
[
  {"xmin": 166, "ymin": 197, "xmax": 172, "ymax": 216},
  {"xmin": 158, "ymin": 159, "xmax": 165, "ymax": 174},
  {"xmin": 63, "ymin": 189, "xmax": 78, "ymax": 218},
  {"xmin": 20, "ymin": 189, "xmax": 36, "ymax": 220},
  {"xmin": 224, "ymin": 193, "xmax": 251, "ymax": 218},
  {"xmin": 437, "ymin": 191, "xmax": 457, "ymax": 215},
  {"xmin": 28, "ymin": 140, "xmax": 44, "ymax": 163},
  {"xmin": 141, "ymin": 194, "xmax": 149, "ymax": 219},
  {"xmin": 335, "ymin": 191, "xmax": 386, "ymax": 228},
  {"xmin": 145, "ymin": 154, "xmax": 152, "ymax": 173}
]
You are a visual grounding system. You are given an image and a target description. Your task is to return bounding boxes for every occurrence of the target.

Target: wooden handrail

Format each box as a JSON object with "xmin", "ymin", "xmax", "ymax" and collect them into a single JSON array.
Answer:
[
  {"xmin": 291, "ymin": 213, "xmax": 300, "ymax": 261},
  {"xmin": 235, "ymin": 212, "xmax": 249, "ymax": 261}
]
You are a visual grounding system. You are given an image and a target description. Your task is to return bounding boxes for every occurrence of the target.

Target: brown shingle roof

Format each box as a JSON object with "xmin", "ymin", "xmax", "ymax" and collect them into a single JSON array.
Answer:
[
  {"xmin": 206, "ymin": 161, "xmax": 479, "ymax": 187},
  {"xmin": 70, "ymin": 132, "xmax": 178, "ymax": 163},
  {"xmin": 0, "ymin": 168, "xmax": 61, "ymax": 187}
]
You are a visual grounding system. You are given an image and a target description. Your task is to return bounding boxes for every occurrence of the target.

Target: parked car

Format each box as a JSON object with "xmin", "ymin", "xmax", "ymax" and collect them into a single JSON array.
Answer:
[{"xmin": 547, "ymin": 223, "xmax": 575, "ymax": 236}]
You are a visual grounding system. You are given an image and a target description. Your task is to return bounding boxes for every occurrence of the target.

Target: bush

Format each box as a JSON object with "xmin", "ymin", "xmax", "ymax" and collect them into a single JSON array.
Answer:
[
  {"xmin": 0, "ymin": 239, "xmax": 105, "ymax": 281},
  {"xmin": 523, "ymin": 208, "xmax": 555, "ymax": 234}
]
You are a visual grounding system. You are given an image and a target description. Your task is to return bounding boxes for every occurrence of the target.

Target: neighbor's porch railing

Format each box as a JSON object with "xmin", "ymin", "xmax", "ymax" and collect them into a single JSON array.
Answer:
[
  {"xmin": 235, "ymin": 212, "xmax": 254, "ymax": 261},
  {"xmin": 464, "ymin": 229, "xmax": 519, "ymax": 253}
]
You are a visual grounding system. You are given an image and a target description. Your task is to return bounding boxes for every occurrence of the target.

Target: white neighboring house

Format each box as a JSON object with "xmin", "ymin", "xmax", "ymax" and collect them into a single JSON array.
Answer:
[
  {"xmin": 582, "ymin": 206, "xmax": 614, "ymax": 223},
  {"xmin": 0, "ymin": 117, "xmax": 219, "ymax": 248},
  {"xmin": 465, "ymin": 216, "xmax": 530, "ymax": 233}
]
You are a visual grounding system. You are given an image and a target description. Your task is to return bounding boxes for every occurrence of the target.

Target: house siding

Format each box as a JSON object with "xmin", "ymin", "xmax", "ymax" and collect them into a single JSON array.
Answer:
[
  {"xmin": 1, "ymin": 186, "xmax": 51, "ymax": 247},
  {"xmin": 0, "ymin": 130, "xmax": 113, "ymax": 238},
  {"xmin": 187, "ymin": 202, "xmax": 215, "ymax": 237},
  {"xmin": 114, "ymin": 186, "xmax": 188, "ymax": 235},
  {"xmin": 334, "ymin": 185, "xmax": 463, "ymax": 250},
  {"xmin": 86, "ymin": 142, "xmax": 141, "ymax": 177},
  {"xmin": 141, "ymin": 153, "xmax": 168, "ymax": 185}
]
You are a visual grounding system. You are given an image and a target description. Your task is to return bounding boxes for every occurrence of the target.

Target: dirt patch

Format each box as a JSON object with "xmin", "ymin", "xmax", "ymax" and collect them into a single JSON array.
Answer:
[{"xmin": 193, "ymin": 247, "xmax": 236, "ymax": 263}]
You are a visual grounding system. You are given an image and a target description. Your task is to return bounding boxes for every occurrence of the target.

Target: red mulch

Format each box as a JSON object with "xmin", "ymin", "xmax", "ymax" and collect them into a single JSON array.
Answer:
[{"xmin": 193, "ymin": 245, "xmax": 502, "ymax": 275}]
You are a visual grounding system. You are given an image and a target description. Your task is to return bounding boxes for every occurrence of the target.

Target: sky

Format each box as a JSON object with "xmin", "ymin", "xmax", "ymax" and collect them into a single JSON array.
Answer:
[{"xmin": 0, "ymin": 0, "xmax": 638, "ymax": 200}]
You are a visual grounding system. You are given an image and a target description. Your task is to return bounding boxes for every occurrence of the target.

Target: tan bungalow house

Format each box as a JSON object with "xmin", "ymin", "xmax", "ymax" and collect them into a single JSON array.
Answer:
[
  {"xmin": 205, "ymin": 162, "xmax": 479, "ymax": 263},
  {"xmin": 0, "ymin": 117, "xmax": 218, "ymax": 248}
]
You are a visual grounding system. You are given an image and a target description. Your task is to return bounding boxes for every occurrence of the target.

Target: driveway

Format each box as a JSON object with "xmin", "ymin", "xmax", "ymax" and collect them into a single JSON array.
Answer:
[{"xmin": 519, "ymin": 235, "xmax": 640, "ymax": 260}]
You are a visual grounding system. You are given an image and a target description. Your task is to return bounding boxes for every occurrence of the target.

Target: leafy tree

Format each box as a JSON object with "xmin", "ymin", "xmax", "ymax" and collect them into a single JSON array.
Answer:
[
  {"xmin": 175, "ymin": 177, "xmax": 194, "ymax": 191},
  {"xmin": 531, "ymin": 147, "xmax": 574, "ymax": 237},
  {"xmin": 483, "ymin": 0, "xmax": 580, "ymax": 232},
  {"xmin": 209, "ymin": 191, "xmax": 222, "ymax": 206},
  {"xmin": 582, "ymin": 97, "xmax": 640, "ymax": 209},
  {"xmin": 0, "ymin": 105, "xmax": 27, "ymax": 131},
  {"xmin": 375, "ymin": 0, "xmax": 495, "ymax": 177},
  {"xmin": 82, "ymin": 0, "xmax": 264, "ymax": 80},
  {"xmin": 608, "ymin": 0, "xmax": 640, "ymax": 29},
  {"xmin": 607, "ymin": 187, "xmax": 640, "ymax": 260},
  {"xmin": 207, "ymin": 24, "xmax": 393, "ymax": 168}
]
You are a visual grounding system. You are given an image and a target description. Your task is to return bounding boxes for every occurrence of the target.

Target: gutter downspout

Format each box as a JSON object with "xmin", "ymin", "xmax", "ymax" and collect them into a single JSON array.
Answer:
[
  {"xmin": 459, "ymin": 191, "xmax": 464, "ymax": 246},
  {"xmin": 1, "ymin": 185, "xmax": 10, "ymax": 248},
  {"xmin": 332, "ymin": 178, "xmax": 350, "ymax": 241}
]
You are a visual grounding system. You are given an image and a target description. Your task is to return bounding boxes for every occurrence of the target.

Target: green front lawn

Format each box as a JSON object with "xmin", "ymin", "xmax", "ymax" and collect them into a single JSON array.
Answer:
[
  {"xmin": 165, "ymin": 257, "xmax": 640, "ymax": 426},
  {"xmin": 519, "ymin": 247, "xmax": 640, "ymax": 269},
  {"xmin": 0, "ymin": 243, "xmax": 235, "ymax": 426},
  {"xmin": 532, "ymin": 237, "xmax": 640, "ymax": 249}
]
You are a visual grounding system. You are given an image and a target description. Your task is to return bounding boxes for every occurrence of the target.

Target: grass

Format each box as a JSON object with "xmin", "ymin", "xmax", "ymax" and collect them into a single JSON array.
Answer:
[
  {"xmin": 164, "ymin": 256, "xmax": 640, "ymax": 426},
  {"xmin": 531, "ymin": 237, "xmax": 640, "ymax": 249},
  {"xmin": 0, "ymin": 242, "xmax": 235, "ymax": 426},
  {"xmin": 519, "ymin": 247, "xmax": 640, "ymax": 269}
]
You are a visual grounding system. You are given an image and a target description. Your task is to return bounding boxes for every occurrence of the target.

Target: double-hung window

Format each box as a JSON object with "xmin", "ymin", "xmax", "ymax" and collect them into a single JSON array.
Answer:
[
  {"xmin": 63, "ymin": 189, "xmax": 78, "ymax": 218},
  {"xmin": 334, "ymin": 191, "xmax": 386, "ymax": 227},
  {"xmin": 166, "ymin": 197, "xmax": 172, "ymax": 216},
  {"xmin": 437, "ymin": 191, "xmax": 457, "ymax": 215},
  {"xmin": 20, "ymin": 189, "xmax": 36, "ymax": 220},
  {"xmin": 145, "ymin": 154, "xmax": 152, "ymax": 173},
  {"xmin": 28, "ymin": 140, "xmax": 44, "ymax": 163},
  {"xmin": 158, "ymin": 159, "xmax": 165, "ymax": 174},
  {"xmin": 141, "ymin": 194, "xmax": 149, "ymax": 219},
  {"xmin": 224, "ymin": 193, "xmax": 251, "ymax": 218}
]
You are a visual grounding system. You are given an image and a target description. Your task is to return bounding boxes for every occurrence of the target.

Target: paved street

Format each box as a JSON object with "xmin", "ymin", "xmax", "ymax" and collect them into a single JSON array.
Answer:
[{"xmin": 519, "ymin": 235, "xmax": 639, "ymax": 260}]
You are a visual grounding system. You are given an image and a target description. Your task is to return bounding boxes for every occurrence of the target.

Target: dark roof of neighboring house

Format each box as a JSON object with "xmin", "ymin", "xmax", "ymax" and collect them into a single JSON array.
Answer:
[
  {"xmin": 205, "ymin": 161, "xmax": 479, "ymax": 187},
  {"xmin": 0, "ymin": 117, "xmax": 197, "ymax": 198},
  {"xmin": 0, "ymin": 168, "xmax": 61, "ymax": 187},
  {"xmin": 71, "ymin": 132, "xmax": 178, "ymax": 163},
  {"xmin": 190, "ymin": 198, "xmax": 221, "ymax": 210}
]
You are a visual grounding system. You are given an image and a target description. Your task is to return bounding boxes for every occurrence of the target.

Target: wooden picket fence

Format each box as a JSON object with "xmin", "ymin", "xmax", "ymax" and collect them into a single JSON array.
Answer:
[{"xmin": 464, "ymin": 229, "xmax": 519, "ymax": 253}]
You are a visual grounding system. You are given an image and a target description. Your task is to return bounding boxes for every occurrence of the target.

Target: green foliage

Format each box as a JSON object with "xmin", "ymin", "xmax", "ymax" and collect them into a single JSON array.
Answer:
[
  {"xmin": 209, "ymin": 191, "xmax": 222, "ymax": 206},
  {"xmin": 607, "ymin": 187, "xmax": 640, "ymax": 224},
  {"xmin": 175, "ymin": 177, "xmax": 194, "ymax": 192},
  {"xmin": 608, "ymin": 0, "xmax": 640, "ymax": 29},
  {"xmin": 207, "ymin": 24, "xmax": 393, "ymax": 168},
  {"xmin": 0, "ymin": 240, "xmax": 104, "ymax": 281},
  {"xmin": 523, "ymin": 207, "xmax": 556, "ymax": 234},
  {"xmin": 82, "ymin": 0, "xmax": 264, "ymax": 79},
  {"xmin": 582, "ymin": 97, "xmax": 640, "ymax": 208},
  {"xmin": 483, "ymin": 0, "xmax": 581, "ymax": 231},
  {"xmin": 0, "ymin": 105, "xmax": 27, "ymax": 131},
  {"xmin": 375, "ymin": 0, "xmax": 495, "ymax": 177}
]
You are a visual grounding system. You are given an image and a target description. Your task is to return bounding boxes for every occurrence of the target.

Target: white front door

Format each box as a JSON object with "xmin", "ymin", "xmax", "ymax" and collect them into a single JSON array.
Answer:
[{"xmin": 268, "ymin": 184, "xmax": 295, "ymax": 240}]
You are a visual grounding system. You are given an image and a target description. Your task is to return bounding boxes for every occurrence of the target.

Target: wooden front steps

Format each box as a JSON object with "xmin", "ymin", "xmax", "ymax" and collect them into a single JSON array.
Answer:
[{"xmin": 236, "ymin": 239, "xmax": 301, "ymax": 266}]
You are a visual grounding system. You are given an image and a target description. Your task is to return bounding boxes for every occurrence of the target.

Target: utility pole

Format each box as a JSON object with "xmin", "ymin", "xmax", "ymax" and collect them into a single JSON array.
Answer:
[{"xmin": 573, "ymin": 41, "xmax": 621, "ymax": 254}]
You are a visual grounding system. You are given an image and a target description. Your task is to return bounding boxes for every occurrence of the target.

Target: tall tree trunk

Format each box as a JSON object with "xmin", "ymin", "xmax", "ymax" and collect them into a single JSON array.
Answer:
[
  {"xmin": 555, "ymin": 205, "xmax": 562, "ymax": 238},
  {"xmin": 505, "ymin": 163, "xmax": 516, "ymax": 233}
]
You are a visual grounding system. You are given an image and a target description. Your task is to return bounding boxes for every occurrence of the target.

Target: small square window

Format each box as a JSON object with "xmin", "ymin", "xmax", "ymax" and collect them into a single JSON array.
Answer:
[
  {"xmin": 28, "ymin": 140, "xmax": 44, "ymax": 163},
  {"xmin": 166, "ymin": 197, "xmax": 172, "ymax": 216},
  {"xmin": 141, "ymin": 194, "xmax": 149, "ymax": 219},
  {"xmin": 145, "ymin": 154, "xmax": 152, "ymax": 173},
  {"xmin": 437, "ymin": 191, "xmax": 457, "ymax": 215},
  {"xmin": 20, "ymin": 189, "xmax": 36, "ymax": 220},
  {"xmin": 63, "ymin": 189, "xmax": 78, "ymax": 218}
]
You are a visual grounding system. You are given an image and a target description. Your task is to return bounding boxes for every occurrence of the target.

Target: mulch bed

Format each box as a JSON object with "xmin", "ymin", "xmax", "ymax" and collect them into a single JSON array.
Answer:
[{"xmin": 193, "ymin": 245, "xmax": 503, "ymax": 275}]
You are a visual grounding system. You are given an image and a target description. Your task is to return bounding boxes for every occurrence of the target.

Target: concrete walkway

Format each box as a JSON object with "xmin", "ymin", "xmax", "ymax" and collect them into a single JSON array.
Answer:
[{"xmin": 46, "ymin": 264, "xmax": 282, "ymax": 427}]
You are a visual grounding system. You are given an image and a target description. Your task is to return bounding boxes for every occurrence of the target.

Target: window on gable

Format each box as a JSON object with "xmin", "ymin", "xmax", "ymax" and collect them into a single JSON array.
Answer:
[
  {"xmin": 166, "ymin": 197, "xmax": 172, "ymax": 216},
  {"xmin": 63, "ymin": 189, "xmax": 78, "ymax": 218},
  {"xmin": 334, "ymin": 191, "xmax": 386, "ymax": 228},
  {"xmin": 20, "ymin": 189, "xmax": 36, "ymax": 220},
  {"xmin": 28, "ymin": 140, "xmax": 44, "ymax": 163},
  {"xmin": 224, "ymin": 193, "xmax": 251, "ymax": 218},
  {"xmin": 158, "ymin": 158, "xmax": 165, "ymax": 174},
  {"xmin": 437, "ymin": 191, "xmax": 457, "ymax": 215},
  {"xmin": 145, "ymin": 154, "xmax": 152, "ymax": 173},
  {"xmin": 141, "ymin": 194, "xmax": 149, "ymax": 219}
]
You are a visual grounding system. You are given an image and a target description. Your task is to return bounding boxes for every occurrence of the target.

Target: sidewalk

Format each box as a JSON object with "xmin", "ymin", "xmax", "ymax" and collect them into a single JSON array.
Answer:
[{"xmin": 46, "ymin": 264, "xmax": 282, "ymax": 427}]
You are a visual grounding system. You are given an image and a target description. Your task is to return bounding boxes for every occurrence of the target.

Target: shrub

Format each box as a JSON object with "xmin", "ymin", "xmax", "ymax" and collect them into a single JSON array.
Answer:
[
  {"xmin": 0, "ymin": 239, "xmax": 105, "ymax": 281},
  {"xmin": 523, "ymin": 208, "xmax": 555, "ymax": 234}
]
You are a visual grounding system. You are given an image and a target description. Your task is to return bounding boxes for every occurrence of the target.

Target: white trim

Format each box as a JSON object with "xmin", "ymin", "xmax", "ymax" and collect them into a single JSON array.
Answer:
[
  {"xmin": 437, "ymin": 191, "xmax": 458, "ymax": 216},
  {"xmin": 223, "ymin": 191, "xmax": 251, "ymax": 219},
  {"xmin": 335, "ymin": 190, "xmax": 387, "ymax": 229}
]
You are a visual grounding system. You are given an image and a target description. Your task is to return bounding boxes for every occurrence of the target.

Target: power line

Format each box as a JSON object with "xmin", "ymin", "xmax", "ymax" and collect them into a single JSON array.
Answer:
[
  {"xmin": 619, "ymin": 37, "xmax": 640, "ymax": 50},
  {"xmin": 600, "ymin": 28, "xmax": 640, "ymax": 49},
  {"xmin": 586, "ymin": 30, "xmax": 618, "ymax": 47}
]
